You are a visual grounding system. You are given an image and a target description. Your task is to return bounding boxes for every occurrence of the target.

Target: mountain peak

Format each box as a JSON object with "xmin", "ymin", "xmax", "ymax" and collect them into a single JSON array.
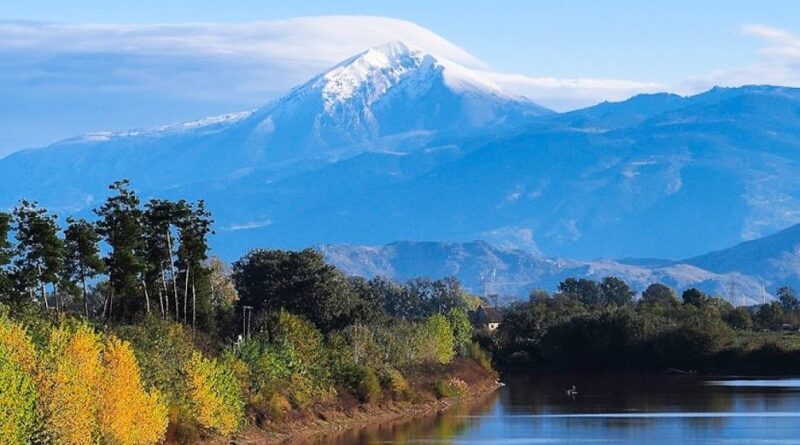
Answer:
[{"xmin": 306, "ymin": 41, "xmax": 525, "ymax": 113}]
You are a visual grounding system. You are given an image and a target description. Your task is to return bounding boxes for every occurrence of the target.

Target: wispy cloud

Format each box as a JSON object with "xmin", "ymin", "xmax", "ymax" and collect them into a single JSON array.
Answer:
[
  {"xmin": 486, "ymin": 72, "xmax": 667, "ymax": 111},
  {"xmin": 222, "ymin": 219, "xmax": 272, "ymax": 231},
  {"xmin": 677, "ymin": 24, "xmax": 800, "ymax": 93},
  {"xmin": 0, "ymin": 17, "xmax": 484, "ymax": 67}
]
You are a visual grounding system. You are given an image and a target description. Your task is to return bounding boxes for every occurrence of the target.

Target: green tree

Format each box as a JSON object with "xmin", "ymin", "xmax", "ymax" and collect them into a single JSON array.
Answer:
[
  {"xmin": 232, "ymin": 249, "xmax": 356, "ymax": 332},
  {"xmin": 94, "ymin": 180, "xmax": 146, "ymax": 321},
  {"xmin": 445, "ymin": 308, "xmax": 473, "ymax": 354},
  {"xmin": 528, "ymin": 288, "xmax": 550, "ymax": 302},
  {"xmin": 424, "ymin": 314, "xmax": 455, "ymax": 364},
  {"xmin": 681, "ymin": 288, "xmax": 709, "ymax": 307},
  {"xmin": 641, "ymin": 283, "xmax": 677, "ymax": 304},
  {"xmin": 63, "ymin": 218, "xmax": 106, "ymax": 319},
  {"xmin": 599, "ymin": 276, "xmax": 634, "ymax": 306},
  {"xmin": 0, "ymin": 212, "xmax": 12, "ymax": 299},
  {"xmin": 176, "ymin": 200, "xmax": 214, "ymax": 330},
  {"xmin": 726, "ymin": 306, "xmax": 753, "ymax": 330},
  {"xmin": 142, "ymin": 199, "xmax": 182, "ymax": 322},
  {"xmin": 776, "ymin": 287, "xmax": 799, "ymax": 312},
  {"xmin": 756, "ymin": 302, "xmax": 784, "ymax": 330},
  {"xmin": 12, "ymin": 200, "xmax": 64, "ymax": 312},
  {"xmin": 558, "ymin": 278, "xmax": 603, "ymax": 306}
]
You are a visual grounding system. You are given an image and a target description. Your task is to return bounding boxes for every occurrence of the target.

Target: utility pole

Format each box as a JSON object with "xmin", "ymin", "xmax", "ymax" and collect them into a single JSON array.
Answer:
[{"xmin": 242, "ymin": 305, "xmax": 253, "ymax": 339}]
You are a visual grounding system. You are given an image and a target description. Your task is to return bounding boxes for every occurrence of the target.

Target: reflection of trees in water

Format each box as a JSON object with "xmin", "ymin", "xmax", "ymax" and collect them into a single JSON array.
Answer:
[
  {"xmin": 311, "ymin": 377, "xmax": 800, "ymax": 443},
  {"xmin": 313, "ymin": 392, "xmax": 499, "ymax": 445}
]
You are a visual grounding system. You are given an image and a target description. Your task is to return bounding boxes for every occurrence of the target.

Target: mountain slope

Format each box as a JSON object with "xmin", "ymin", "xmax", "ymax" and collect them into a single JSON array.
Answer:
[
  {"xmin": 683, "ymin": 223, "xmax": 800, "ymax": 290},
  {"xmin": 0, "ymin": 41, "xmax": 549, "ymax": 211},
  {"xmin": 259, "ymin": 85, "xmax": 800, "ymax": 259},
  {"xmin": 3, "ymin": 44, "xmax": 800, "ymax": 264},
  {"xmin": 318, "ymin": 240, "xmax": 770, "ymax": 305}
]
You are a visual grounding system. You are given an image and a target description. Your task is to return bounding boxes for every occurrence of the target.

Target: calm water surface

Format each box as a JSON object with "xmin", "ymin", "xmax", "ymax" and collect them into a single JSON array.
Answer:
[{"xmin": 318, "ymin": 374, "xmax": 800, "ymax": 444}]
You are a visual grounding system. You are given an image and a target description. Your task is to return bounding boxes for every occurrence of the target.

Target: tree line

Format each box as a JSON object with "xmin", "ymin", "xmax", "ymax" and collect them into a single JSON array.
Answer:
[
  {"xmin": 489, "ymin": 277, "xmax": 800, "ymax": 374},
  {"xmin": 0, "ymin": 180, "xmax": 215, "ymax": 328}
]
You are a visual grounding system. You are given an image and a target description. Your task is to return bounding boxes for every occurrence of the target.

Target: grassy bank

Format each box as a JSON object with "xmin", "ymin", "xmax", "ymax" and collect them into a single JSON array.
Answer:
[{"xmin": 222, "ymin": 357, "xmax": 499, "ymax": 444}]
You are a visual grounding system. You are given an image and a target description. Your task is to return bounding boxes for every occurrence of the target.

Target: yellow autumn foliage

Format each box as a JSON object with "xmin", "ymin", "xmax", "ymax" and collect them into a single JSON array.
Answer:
[
  {"xmin": 0, "ymin": 316, "xmax": 39, "ymax": 445},
  {"xmin": 98, "ymin": 338, "xmax": 168, "ymax": 445},
  {"xmin": 39, "ymin": 324, "xmax": 103, "ymax": 445},
  {"xmin": 0, "ymin": 315, "xmax": 37, "ymax": 373},
  {"xmin": 186, "ymin": 351, "xmax": 244, "ymax": 435},
  {"xmin": 37, "ymin": 324, "xmax": 169, "ymax": 445}
]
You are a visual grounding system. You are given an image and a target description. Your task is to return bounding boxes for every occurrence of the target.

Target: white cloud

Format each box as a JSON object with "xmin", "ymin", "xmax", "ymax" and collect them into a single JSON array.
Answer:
[
  {"xmin": 3, "ymin": 16, "xmax": 800, "ymax": 154},
  {"xmin": 676, "ymin": 24, "xmax": 800, "ymax": 94},
  {"xmin": 486, "ymin": 72, "xmax": 667, "ymax": 111},
  {"xmin": 0, "ymin": 17, "xmax": 484, "ymax": 67},
  {"xmin": 0, "ymin": 16, "xmax": 670, "ymax": 113},
  {"xmin": 222, "ymin": 219, "xmax": 272, "ymax": 231}
]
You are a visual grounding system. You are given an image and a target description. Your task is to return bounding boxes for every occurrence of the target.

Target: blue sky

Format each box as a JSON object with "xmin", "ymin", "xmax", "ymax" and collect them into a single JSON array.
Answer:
[{"xmin": 2, "ymin": 1, "xmax": 800, "ymax": 155}]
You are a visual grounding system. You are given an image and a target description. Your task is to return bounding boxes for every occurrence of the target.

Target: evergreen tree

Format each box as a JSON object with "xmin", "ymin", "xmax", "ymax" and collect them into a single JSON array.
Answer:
[
  {"xmin": 94, "ymin": 180, "xmax": 146, "ymax": 320},
  {"xmin": 63, "ymin": 217, "xmax": 106, "ymax": 319},
  {"xmin": 12, "ymin": 200, "xmax": 64, "ymax": 311},
  {"xmin": 0, "ymin": 212, "xmax": 12, "ymax": 299}
]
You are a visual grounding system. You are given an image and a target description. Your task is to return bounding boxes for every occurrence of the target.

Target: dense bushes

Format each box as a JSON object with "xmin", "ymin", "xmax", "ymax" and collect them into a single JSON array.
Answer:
[
  {"xmin": 186, "ymin": 352, "xmax": 244, "ymax": 435},
  {"xmin": 0, "ymin": 319, "xmax": 171, "ymax": 445}
]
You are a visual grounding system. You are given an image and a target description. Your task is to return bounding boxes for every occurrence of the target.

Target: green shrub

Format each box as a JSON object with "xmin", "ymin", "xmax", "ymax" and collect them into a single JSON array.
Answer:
[
  {"xmin": 115, "ymin": 320, "xmax": 196, "ymax": 409},
  {"xmin": 380, "ymin": 368, "xmax": 412, "ymax": 400},
  {"xmin": 264, "ymin": 394, "xmax": 292, "ymax": 422},
  {"xmin": 467, "ymin": 342, "xmax": 493, "ymax": 372},
  {"xmin": 433, "ymin": 378, "xmax": 469, "ymax": 399},
  {"xmin": 356, "ymin": 368, "xmax": 382, "ymax": 403},
  {"xmin": 0, "ymin": 344, "xmax": 38, "ymax": 445},
  {"xmin": 185, "ymin": 352, "xmax": 245, "ymax": 435},
  {"xmin": 327, "ymin": 332, "xmax": 363, "ymax": 391}
]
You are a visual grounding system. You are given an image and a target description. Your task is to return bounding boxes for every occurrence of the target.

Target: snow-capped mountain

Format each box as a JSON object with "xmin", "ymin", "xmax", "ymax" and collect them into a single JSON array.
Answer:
[
  {"xmin": 234, "ymin": 41, "xmax": 550, "ymax": 165},
  {"xmin": 4, "ymin": 40, "xmax": 800, "ymax": 289},
  {"xmin": 0, "ymin": 41, "xmax": 549, "ymax": 211}
]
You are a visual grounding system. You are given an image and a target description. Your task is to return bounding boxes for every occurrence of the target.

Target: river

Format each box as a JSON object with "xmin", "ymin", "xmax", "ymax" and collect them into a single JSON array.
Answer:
[{"xmin": 315, "ymin": 374, "xmax": 800, "ymax": 444}]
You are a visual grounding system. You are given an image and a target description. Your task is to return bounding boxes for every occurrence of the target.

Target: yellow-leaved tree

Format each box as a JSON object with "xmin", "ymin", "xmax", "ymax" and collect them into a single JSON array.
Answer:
[
  {"xmin": 38, "ymin": 324, "xmax": 103, "ymax": 445},
  {"xmin": 39, "ymin": 324, "xmax": 170, "ymax": 445},
  {"xmin": 0, "ymin": 316, "xmax": 39, "ymax": 445},
  {"xmin": 186, "ymin": 351, "xmax": 244, "ymax": 435},
  {"xmin": 98, "ymin": 338, "xmax": 168, "ymax": 445}
]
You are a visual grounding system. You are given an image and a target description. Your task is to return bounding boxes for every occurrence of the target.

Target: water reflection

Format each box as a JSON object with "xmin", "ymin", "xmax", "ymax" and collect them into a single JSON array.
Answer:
[{"xmin": 317, "ymin": 375, "xmax": 800, "ymax": 444}]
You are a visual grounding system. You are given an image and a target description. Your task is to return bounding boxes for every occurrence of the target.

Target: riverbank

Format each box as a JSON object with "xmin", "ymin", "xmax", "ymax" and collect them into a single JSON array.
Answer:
[{"xmin": 207, "ymin": 357, "xmax": 499, "ymax": 444}]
